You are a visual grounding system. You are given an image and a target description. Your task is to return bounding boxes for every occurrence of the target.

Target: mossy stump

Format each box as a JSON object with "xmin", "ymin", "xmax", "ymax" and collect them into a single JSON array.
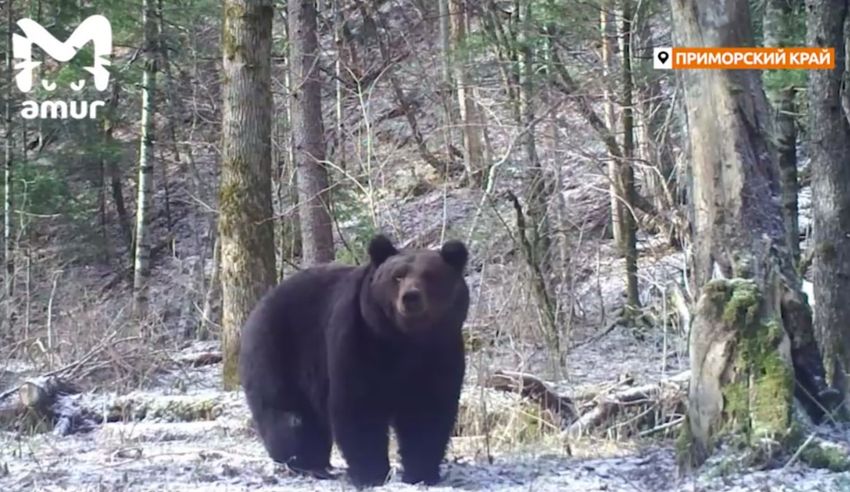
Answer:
[{"xmin": 680, "ymin": 278, "xmax": 795, "ymax": 471}]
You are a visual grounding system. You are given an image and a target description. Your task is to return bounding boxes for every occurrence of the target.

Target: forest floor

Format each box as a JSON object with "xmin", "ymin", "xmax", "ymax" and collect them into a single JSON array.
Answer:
[{"xmin": 2, "ymin": 336, "xmax": 849, "ymax": 492}]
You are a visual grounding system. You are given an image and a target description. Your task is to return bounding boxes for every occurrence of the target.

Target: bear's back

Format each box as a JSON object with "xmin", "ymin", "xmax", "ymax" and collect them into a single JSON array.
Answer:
[{"xmin": 239, "ymin": 263, "xmax": 363, "ymax": 397}]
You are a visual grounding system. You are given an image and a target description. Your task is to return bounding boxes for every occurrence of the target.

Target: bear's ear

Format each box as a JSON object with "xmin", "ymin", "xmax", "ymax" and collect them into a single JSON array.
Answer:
[
  {"xmin": 440, "ymin": 240, "xmax": 468, "ymax": 272},
  {"xmin": 368, "ymin": 234, "xmax": 398, "ymax": 266}
]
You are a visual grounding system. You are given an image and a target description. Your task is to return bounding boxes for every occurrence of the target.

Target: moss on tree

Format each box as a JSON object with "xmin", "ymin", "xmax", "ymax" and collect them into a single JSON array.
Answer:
[{"xmin": 681, "ymin": 278, "xmax": 796, "ymax": 470}]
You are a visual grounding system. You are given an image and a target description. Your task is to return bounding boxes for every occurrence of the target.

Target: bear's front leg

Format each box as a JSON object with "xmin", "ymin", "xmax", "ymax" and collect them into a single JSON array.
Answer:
[
  {"xmin": 330, "ymin": 390, "xmax": 392, "ymax": 488},
  {"xmin": 394, "ymin": 380, "xmax": 461, "ymax": 485}
]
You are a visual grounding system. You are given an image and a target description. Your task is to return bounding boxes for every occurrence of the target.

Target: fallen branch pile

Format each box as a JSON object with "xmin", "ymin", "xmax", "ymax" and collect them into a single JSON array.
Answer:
[{"xmin": 486, "ymin": 369, "xmax": 689, "ymax": 438}]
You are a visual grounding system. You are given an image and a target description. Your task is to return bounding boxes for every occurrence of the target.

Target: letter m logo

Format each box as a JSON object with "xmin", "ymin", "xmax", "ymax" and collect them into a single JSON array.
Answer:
[{"xmin": 12, "ymin": 15, "xmax": 112, "ymax": 93}]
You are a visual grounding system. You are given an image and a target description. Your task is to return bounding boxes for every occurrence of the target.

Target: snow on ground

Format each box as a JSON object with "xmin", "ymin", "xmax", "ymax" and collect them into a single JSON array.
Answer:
[
  {"xmin": 2, "ymin": 349, "xmax": 849, "ymax": 492},
  {"xmin": 2, "ymin": 416, "xmax": 849, "ymax": 491}
]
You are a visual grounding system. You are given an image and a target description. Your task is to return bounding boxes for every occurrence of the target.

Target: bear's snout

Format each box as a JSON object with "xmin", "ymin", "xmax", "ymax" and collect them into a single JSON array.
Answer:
[{"xmin": 400, "ymin": 288, "xmax": 425, "ymax": 314}]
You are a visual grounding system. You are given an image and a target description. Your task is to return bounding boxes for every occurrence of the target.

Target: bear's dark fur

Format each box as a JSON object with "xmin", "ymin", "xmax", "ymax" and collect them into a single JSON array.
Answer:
[{"xmin": 239, "ymin": 234, "xmax": 469, "ymax": 487}]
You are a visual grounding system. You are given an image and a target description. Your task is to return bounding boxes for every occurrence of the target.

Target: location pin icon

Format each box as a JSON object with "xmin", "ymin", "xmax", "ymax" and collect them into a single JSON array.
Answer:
[{"xmin": 658, "ymin": 51, "xmax": 669, "ymax": 64}]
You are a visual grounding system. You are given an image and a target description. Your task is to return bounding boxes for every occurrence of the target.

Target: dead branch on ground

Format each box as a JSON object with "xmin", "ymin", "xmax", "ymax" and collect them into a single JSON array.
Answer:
[{"xmin": 487, "ymin": 368, "xmax": 690, "ymax": 438}]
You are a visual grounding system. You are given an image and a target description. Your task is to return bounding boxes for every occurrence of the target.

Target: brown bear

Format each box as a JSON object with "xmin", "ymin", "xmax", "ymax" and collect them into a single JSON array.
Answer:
[{"xmin": 239, "ymin": 234, "xmax": 469, "ymax": 487}]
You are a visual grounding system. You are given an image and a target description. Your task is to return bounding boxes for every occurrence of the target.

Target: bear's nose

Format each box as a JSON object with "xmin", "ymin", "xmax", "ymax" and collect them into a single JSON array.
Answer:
[{"xmin": 401, "ymin": 289, "xmax": 424, "ymax": 311}]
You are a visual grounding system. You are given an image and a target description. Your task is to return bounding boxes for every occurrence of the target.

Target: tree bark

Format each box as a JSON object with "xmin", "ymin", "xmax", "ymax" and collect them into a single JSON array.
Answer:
[
  {"xmin": 103, "ymin": 82, "xmax": 132, "ymax": 251},
  {"xmin": 220, "ymin": 0, "xmax": 278, "ymax": 390},
  {"xmin": 439, "ymin": 0, "xmax": 452, "ymax": 90},
  {"xmin": 279, "ymin": 14, "xmax": 302, "ymax": 268},
  {"xmin": 452, "ymin": 0, "xmax": 485, "ymax": 186},
  {"xmin": 764, "ymin": 0, "xmax": 801, "ymax": 265},
  {"xmin": 199, "ymin": 235, "xmax": 221, "ymax": 341},
  {"xmin": 671, "ymin": 0, "xmax": 836, "ymax": 470},
  {"xmin": 807, "ymin": 0, "xmax": 850, "ymax": 408},
  {"xmin": 620, "ymin": 0, "xmax": 639, "ymax": 311},
  {"xmin": 331, "ymin": 0, "xmax": 344, "ymax": 168},
  {"xmin": 289, "ymin": 0, "xmax": 335, "ymax": 265},
  {"xmin": 601, "ymin": 1, "xmax": 622, "ymax": 246},
  {"xmin": 132, "ymin": 0, "xmax": 158, "ymax": 321},
  {"xmin": 3, "ymin": 0, "xmax": 14, "ymax": 338}
]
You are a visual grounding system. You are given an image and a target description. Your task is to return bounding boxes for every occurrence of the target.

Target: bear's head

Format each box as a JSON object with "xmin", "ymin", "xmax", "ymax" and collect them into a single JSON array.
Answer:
[{"xmin": 363, "ymin": 234, "xmax": 469, "ymax": 336}]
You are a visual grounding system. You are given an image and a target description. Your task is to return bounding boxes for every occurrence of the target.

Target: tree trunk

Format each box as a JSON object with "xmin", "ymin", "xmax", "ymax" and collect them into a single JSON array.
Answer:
[
  {"xmin": 199, "ymin": 235, "xmax": 221, "ymax": 341},
  {"xmin": 103, "ymin": 82, "xmax": 132, "ymax": 251},
  {"xmin": 452, "ymin": 0, "xmax": 485, "ymax": 186},
  {"xmin": 807, "ymin": 0, "xmax": 850, "ymax": 408},
  {"xmin": 132, "ymin": 0, "xmax": 158, "ymax": 321},
  {"xmin": 220, "ymin": 0, "xmax": 278, "ymax": 390},
  {"xmin": 4, "ymin": 0, "xmax": 14, "ymax": 338},
  {"xmin": 439, "ymin": 0, "xmax": 452, "ymax": 91},
  {"xmin": 633, "ymin": 5, "xmax": 679, "ymax": 245},
  {"xmin": 601, "ymin": 1, "xmax": 622, "ymax": 246},
  {"xmin": 518, "ymin": 0, "xmax": 559, "ymax": 372},
  {"xmin": 289, "ymin": 0, "xmax": 335, "ymax": 265},
  {"xmin": 672, "ymin": 0, "xmax": 836, "ymax": 470},
  {"xmin": 278, "ymin": 15, "xmax": 302, "ymax": 268},
  {"xmin": 332, "ymin": 0, "xmax": 344, "ymax": 169},
  {"xmin": 620, "ymin": 0, "xmax": 639, "ymax": 312},
  {"xmin": 764, "ymin": 0, "xmax": 801, "ymax": 265}
]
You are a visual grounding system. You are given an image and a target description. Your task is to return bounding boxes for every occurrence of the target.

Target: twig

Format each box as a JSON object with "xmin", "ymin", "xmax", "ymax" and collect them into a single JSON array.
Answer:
[
  {"xmin": 638, "ymin": 416, "xmax": 685, "ymax": 437},
  {"xmin": 569, "ymin": 309, "xmax": 627, "ymax": 350},
  {"xmin": 784, "ymin": 432, "xmax": 817, "ymax": 469}
]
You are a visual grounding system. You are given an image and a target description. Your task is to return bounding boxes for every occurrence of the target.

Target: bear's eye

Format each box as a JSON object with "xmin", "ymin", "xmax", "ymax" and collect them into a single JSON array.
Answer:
[{"xmin": 392, "ymin": 266, "xmax": 408, "ymax": 282}]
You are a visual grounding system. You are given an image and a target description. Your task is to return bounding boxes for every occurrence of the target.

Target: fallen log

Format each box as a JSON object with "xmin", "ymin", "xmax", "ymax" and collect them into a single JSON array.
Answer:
[
  {"xmin": 486, "ymin": 370, "xmax": 578, "ymax": 423},
  {"xmin": 0, "ymin": 380, "xmax": 244, "ymax": 436},
  {"xmin": 174, "ymin": 351, "xmax": 222, "ymax": 368},
  {"xmin": 0, "ymin": 377, "xmax": 98, "ymax": 435}
]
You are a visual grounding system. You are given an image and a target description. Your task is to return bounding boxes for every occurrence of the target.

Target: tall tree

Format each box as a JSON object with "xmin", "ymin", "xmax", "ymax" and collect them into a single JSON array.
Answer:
[
  {"xmin": 620, "ymin": 0, "xmax": 639, "ymax": 311},
  {"xmin": 671, "ymin": 0, "xmax": 835, "ymax": 469},
  {"xmin": 452, "ymin": 0, "xmax": 485, "ymax": 186},
  {"xmin": 807, "ymin": 0, "xmax": 850, "ymax": 407},
  {"xmin": 103, "ymin": 82, "xmax": 132, "ymax": 250},
  {"xmin": 517, "ymin": 0, "xmax": 559, "ymax": 371},
  {"xmin": 3, "ymin": 0, "xmax": 13, "ymax": 336},
  {"xmin": 600, "ymin": 0, "xmax": 622, "ymax": 247},
  {"xmin": 220, "ymin": 0, "xmax": 277, "ymax": 389},
  {"xmin": 289, "ymin": 0, "xmax": 335, "ymax": 265},
  {"xmin": 438, "ymin": 0, "xmax": 452, "ymax": 101},
  {"xmin": 764, "ymin": 0, "xmax": 802, "ymax": 264},
  {"xmin": 633, "ymin": 2, "xmax": 679, "ymax": 245},
  {"xmin": 132, "ymin": 0, "xmax": 158, "ymax": 320}
]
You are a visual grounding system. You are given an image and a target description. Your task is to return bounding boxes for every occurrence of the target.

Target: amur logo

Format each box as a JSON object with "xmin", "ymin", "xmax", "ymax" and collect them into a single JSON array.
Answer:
[{"xmin": 12, "ymin": 15, "xmax": 112, "ymax": 120}]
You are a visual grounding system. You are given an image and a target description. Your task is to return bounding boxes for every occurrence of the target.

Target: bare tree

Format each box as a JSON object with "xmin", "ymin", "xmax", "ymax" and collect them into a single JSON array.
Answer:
[
  {"xmin": 807, "ymin": 0, "xmax": 850, "ymax": 407},
  {"xmin": 132, "ymin": 0, "xmax": 158, "ymax": 320},
  {"xmin": 672, "ymin": 0, "xmax": 836, "ymax": 469},
  {"xmin": 289, "ymin": 0, "xmax": 335, "ymax": 265},
  {"xmin": 220, "ymin": 0, "xmax": 278, "ymax": 389},
  {"xmin": 519, "ymin": 0, "xmax": 559, "ymax": 371}
]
